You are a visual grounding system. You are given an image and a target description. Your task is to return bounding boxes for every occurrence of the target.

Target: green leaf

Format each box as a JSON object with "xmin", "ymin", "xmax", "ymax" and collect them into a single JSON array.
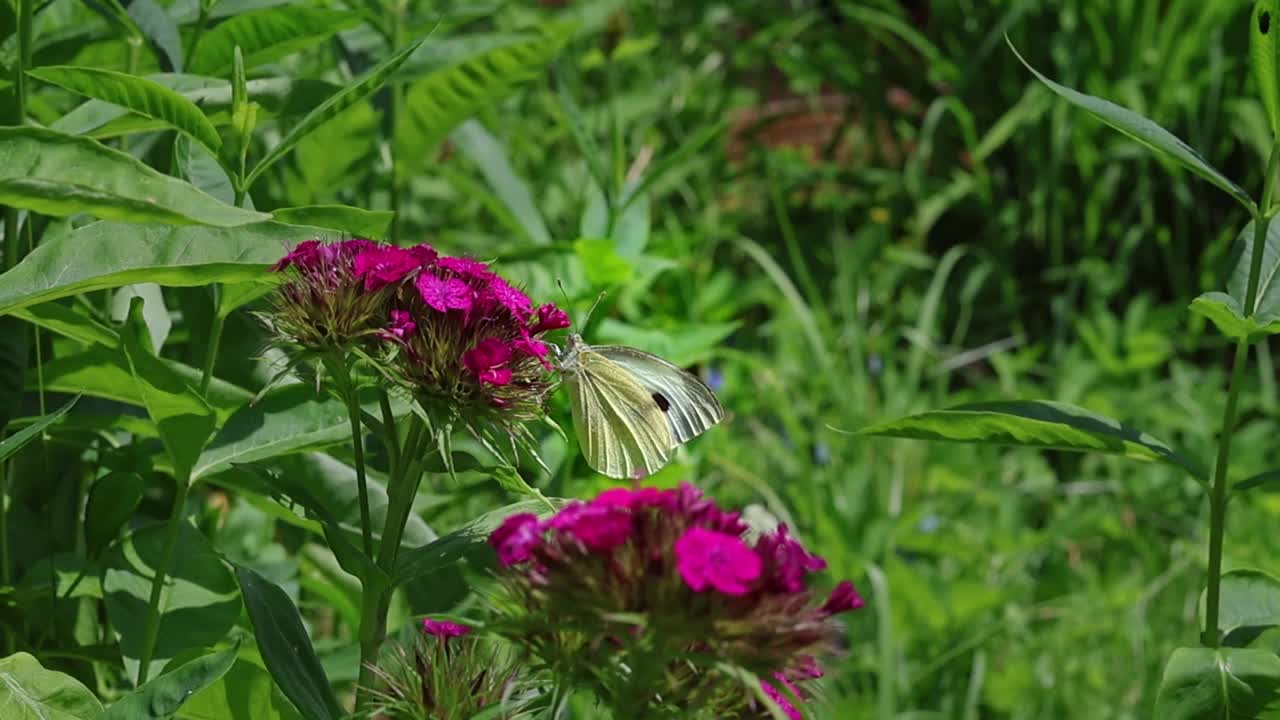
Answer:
[
  {"xmin": 574, "ymin": 237, "xmax": 633, "ymax": 286},
  {"xmin": 1008, "ymin": 40, "xmax": 1254, "ymax": 211},
  {"xmin": 1207, "ymin": 569, "xmax": 1280, "ymax": 640},
  {"xmin": 177, "ymin": 652, "xmax": 303, "ymax": 720},
  {"xmin": 112, "ymin": 283, "xmax": 172, "ymax": 352},
  {"xmin": 0, "ymin": 395, "xmax": 76, "ymax": 463},
  {"xmin": 120, "ymin": 297, "xmax": 216, "ymax": 481},
  {"xmin": 1253, "ymin": 1, "xmax": 1280, "ymax": 138},
  {"xmin": 0, "ymin": 652, "xmax": 105, "ymax": 720},
  {"xmin": 1155, "ymin": 646, "xmax": 1280, "ymax": 719},
  {"xmin": 0, "ymin": 220, "xmax": 327, "ymax": 316},
  {"xmin": 271, "ymin": 205, "xmax": 393, "ymax": 240},
  {"xmin": 0, "ymin": 127, "xmax": 267, "ymax": 226},
  {"xmin": 1189, "ymin": 292, "xmax": 1280, "ymax": 341},
  {"xmin": 194, "ymin": 385, "xmax": 406, "ymax": 479},
  {"xmin": 1238, "ymin": 470, "xmax": 1280, "ymax": 492},
  {"xmin": 189, "ymin": 7, "xmax": 363, "ymax": 77},
  {"xmin": 85, "ymin": 472, "xmax": 146, "ymax": 559},
  {"xmin": 235, "ymin": 565, "xmax": 343, "ymax": 720},
  {"xmin": 104, "ymin": 523, "xmax": 241, "ymax": 681},
  {"xmin": 245, "ymin": 38, "xmax": 424, "ymax": 188},
  {"xmin": 29, "ymin": 66, "xmax": 222, "ymax": 154},
  {"xmin": 849, "ymin": 400, "xmax": 1206, "ymax": 481},
  {"xmin": 1229, "ymin": 215, "xmax": 1280, "ymax": 319},
  {"xmin": 393, "ymin": 498, "xmax": 565, "ymax": 587},
  {"xmin": 450, "ymin": 120, "xmax": 550, "ymax": 245},
  {"xmin": 104, "ymin": 644, "xmax": 238, "ymax": 720},
  {"xmin": 128, "ymin": 0, "xmax": 184, "ymax": 73},
  {"xmin": 397, "ymin": 27, "xmax": 570, "ymax": 172},
  {"xmin": 175, "ymin": 135, "xmax": 237, "ymax": 206}
]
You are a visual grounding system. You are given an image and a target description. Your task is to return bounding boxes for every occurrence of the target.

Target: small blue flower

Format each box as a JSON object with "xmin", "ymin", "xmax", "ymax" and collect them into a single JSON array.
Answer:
[
  {"xmin": 706, "ymin": 366, "xmax": 725, "ymax": 392},
  {"xmin": 918, "ymin": 514, "xmax": 940, "ymax": 534}
]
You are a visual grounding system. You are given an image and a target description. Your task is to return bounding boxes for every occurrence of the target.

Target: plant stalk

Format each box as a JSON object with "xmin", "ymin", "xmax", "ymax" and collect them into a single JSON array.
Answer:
[
  {"xmin": 135, "ymin": 475, "xmax": 191, "ymax": 684},
  {"xmin": 1201, "ymin": 142, "xmax": 1280, "ymax": 647}
]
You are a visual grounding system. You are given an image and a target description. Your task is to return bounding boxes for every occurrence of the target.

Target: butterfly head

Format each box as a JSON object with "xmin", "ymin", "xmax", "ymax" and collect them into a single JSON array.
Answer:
[{"xmin": 555, "ymin": 332, "xmax": 586, "ymax": 371}]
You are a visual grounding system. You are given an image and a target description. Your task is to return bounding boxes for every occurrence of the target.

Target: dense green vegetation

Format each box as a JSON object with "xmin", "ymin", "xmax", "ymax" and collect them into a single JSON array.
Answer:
[{"xmin": 5, "ymin": 0, "xmax": 1280, "ymax": 718}]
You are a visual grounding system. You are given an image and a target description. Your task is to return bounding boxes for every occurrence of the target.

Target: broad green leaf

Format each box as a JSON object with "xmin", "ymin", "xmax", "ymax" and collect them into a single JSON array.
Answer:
[
  {"xmin": 0, "ymin": 315, "xmax": 27, "ymax": 430},
  {"xmin": 15, "ymin": 553, "xmax": 103, "ymax": 604},
  {"xmin": 104, "ymin": 644, "xmax": 238, "ymax": 720},
  {"xmin": 1009, "ymin": 41, "xmax": 1254, "ymax": 211},
  {"xmin": 209, "ymin": 452, "xmax": 434, "ymax": 547},
  {"xmin": 1155, "ymin": 646, "xmax": 1280, "ymax": 719},
  {"xmin": 450, "ymin": 120, "xmax": 551, "ymax": 245},
  {"xmin": 0, "ymin": 395, "xmax": 76, "ymax": 462},
  {"xmin": 28, "ymin": 66, "xmax": 222, "ymax": 153},
  {"xmin": 112, "ymin": 283, "xmax": 172, "ymax": 352},
  {"xmin": 128, "ymin": 0, "xmax": 183, "ymax": 72},
  {"xmin": 120, "ymin": 297, "xmax": 216, "ymax": 481},
  {"xmin": 271, "ymin": 205, "xmax": 393, "ymax": 240},
  {"xmin": 1253, "ymin": 1, "xmax": 1280, "ymax": 137},
  {"xmin": 0, "ymin": 220, "xmax": 329, "ymax": 315},
  {"xmin": 850, "ymin": 400, "xmax": 1206, "ymax": 481},
  {"xmin": 175, "ymin": 135, "xmax": 238, "ymax": 206},
  {"xmin": 85, "ymin": 472, "xmax": 146, "ymax": 558},
  {"xmin": 103, "ymin": 523, "xmax": 241, "ymax": 681},
  {"xmin": 393, "ymin": 498, "xmax": 565, "ymax": 587},
  {"xmin": 1228, "ymin": 215, "xmax": 1280, "ymax": 318},
  {"xmin": 1205, "ymin": 569, "xmax": 1280, "ymax": 639},
  {"xmin": 177, "ymin": 652, "xmax": 303, "ymax": 720},
  {"xmin": 235, "ymin": 565, "xmax": 343, "ymax": 720},
  {"xmin": 245, "ymin": 38, "xmax": 424, "ymax": 187},
  {"xmin": 189, "ymin": 7, "xmax": 363, "ymax": 76},
  {"xmin": 574, "ymin": 237, "xmax": 633, "ymax": 286},
  {"xmin": 0, "ymin": 652, "xmax": 104, "ymax": 720},
  {"xmin": 397, "ymin": 27, "xmax": 570, "ymax": 172},
  {"xmin": 194, "ymin": 385, "xmax": 407, "ymax": 479},
  {"xmin": 0, "ymin": 127, "xmax": 267, "ymax": 225},
  {"xmin": 1189, "ymin": 292, "xmax": 1271, "ymax": 341}
]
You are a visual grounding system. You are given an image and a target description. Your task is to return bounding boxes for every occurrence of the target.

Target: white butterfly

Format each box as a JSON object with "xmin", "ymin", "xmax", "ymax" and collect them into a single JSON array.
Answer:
[{"xmin": 556, "ymin": 333, "xmax": 725, "ymax": 479}]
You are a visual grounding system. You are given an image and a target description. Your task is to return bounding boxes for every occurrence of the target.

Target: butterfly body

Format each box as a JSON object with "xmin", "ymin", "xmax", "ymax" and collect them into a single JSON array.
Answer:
[{"xmin": 558, "ymin": 333, "xmax": 724, "ymax": 479}]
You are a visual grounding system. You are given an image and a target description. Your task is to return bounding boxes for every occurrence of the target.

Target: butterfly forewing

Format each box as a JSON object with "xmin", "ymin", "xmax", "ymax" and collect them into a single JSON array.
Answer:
[
  {"xmin": 593, "ymin": 346, "xmax": 725, "ymax": 444},
  {"xmin": 565, "ymin": 350, "xmax": 675, "ymax": 479}
]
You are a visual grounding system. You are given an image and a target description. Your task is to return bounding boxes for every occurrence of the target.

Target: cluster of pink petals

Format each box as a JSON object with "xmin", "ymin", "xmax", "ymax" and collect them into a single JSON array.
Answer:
[
  {"xmin": 269, "ymin": 239, "xmax": 571, "ymax": 414},
  {"xmin": 422, "ymin": 618, "xmax": 472, "ymax": 641},
  {"xmin": 491, "ymin": 483, "xmax": 860, "ymax": 606}
]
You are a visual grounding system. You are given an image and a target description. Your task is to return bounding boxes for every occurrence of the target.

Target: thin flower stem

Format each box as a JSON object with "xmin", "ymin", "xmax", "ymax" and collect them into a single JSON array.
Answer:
[
  {"xmin": 1202, "ymin": 142, "xmax": 1280, "ymax": 647},
  {"xmin": 182, "ymin": 0, "xmax": 211, "ymax": 70},
  {"xmin": 199, "ymin": 300, "xmax": 224, "ymax": 398},
  {"xmin": 135, "ymin": 474, "xmax": 191, "ymax": 684},
  {"xmin": 325, "ymin": 355, "xmax": 375, "ymax": 558}
]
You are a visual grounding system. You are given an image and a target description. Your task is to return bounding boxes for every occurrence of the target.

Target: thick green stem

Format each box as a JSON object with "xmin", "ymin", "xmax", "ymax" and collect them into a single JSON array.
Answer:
[
  {"xmin": 354, "ymin": 415, "xmax": 429, "ymax": 711},
  {"xmin": 1201, "ymin": 143, "xmax": 1280, "ymax": 647},
  {"xmin": 199, "ymin": 302, "xmax": 224, "ymax": 398},
  {"xmin": 135, "ymin": 476, "xmax": 191, "ymax": 684}
]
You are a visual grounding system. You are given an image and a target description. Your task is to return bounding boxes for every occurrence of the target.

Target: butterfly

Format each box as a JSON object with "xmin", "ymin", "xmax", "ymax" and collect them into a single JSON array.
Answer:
[{"xmin": 556, "ymin": 333, "xmax": 725, "ymax": 479}]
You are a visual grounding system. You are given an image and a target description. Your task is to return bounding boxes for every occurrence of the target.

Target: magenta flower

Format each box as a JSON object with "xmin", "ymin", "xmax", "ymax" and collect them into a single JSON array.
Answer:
[
  {"xmin": 548, "ymin": 502, "xmax": 633, "ymax": 552},
  {"xmin": 354, "ymin": 245, "xmax": 420, "ymax": 291},
  {"xmin": 673, "ymin": 527, "xmax": 762, "ymax": 596},
  {"xmin": 489, "ymin": 277, "xmax": 534, "ymax": 320},
  {"xmin": 436, "ymin": 255, "xmax": 492, "ymax": 278},
  {"xmin": 593, "ymin": 486, "xmax": 669, "ymax": 509},
  {"xmin": 422, "ymin": 618, "xmax": 472, "ymax": 640},
  {"xmin": 760, "ymin": 678, "xmax": 802, "ymax": 720},
  {"xmin": 531, "ymin": 303, "xmax": 571, "ymax": 333},
  {"xmin": 463, "ymin": 338, "xmax": 513, "ymax": 386},
  {"xmin": 756, "ymin": 525, "xmax": 828, "ymax": 593},
  {"xmin": 270, "ymin": 240, "xmax": 322, "ymax": 272},
  {"xmin": 381, "ymin": 309, "xmax": 416, "ymax": 342},
  {"xmin": 416, "ymin": 274, "xmax": 473, "ymax": 313},
  {"xmin": 410, "ymin": 243, "xmax": 439, "ymax": 267},
  {"xmin": 819, "ymin": 580, "xmax": 865, "ymax": 615},
  {"xmin": 490, "ymin": 513, "xmax": 542, "ymax": 567}
]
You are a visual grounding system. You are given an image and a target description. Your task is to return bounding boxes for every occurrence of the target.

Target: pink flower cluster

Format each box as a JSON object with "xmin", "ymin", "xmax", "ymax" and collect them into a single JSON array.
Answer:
[
  {"xmin": 489, "ymin": 483, "xmax": 863, "ymax": 717},
  {"xmin": 269, "ymin": 239, "xmax": 571, "ymax": 419}
]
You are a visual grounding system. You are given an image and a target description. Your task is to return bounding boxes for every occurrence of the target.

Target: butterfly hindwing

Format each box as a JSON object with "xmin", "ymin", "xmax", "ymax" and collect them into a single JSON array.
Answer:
[
  {"xmin": 592, "ymin": 346, "xmax": 725, "ymax": 444},
  {"xmin": 565, "ymin": 350, "xmax": 674, "ymax": 479}
]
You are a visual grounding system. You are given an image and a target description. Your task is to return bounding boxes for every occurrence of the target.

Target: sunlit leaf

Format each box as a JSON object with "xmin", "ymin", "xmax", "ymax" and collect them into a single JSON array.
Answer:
[
  {"xmin": 28, "ymin": 66, "xmax": 222, "ymax": 153},
  {"xmin": 0, "ymin": 395, "xmax": 76, "ymax": 463},
  {"xmin": 104, "ymin": 644, "xmax": 238, "ymax": 720},
  {"xmin": 848, "ymin": 400, "xmax": 1206, "ymax": 481},
  {"xmin": 1228, "ymin": 214, "xmax": 1280, "ymax": 318},
  {"xmin": 0, "ymin": 127, "xmax": 267, "ymax": 226},
  {"xmin": 189, "ymin": 7, "xmax": 363, "ymax": 77},
  {"xmin": 0, "ymin": 652, "xmax": 104, "ymax": 720},
  {"xmin": 271, "ymin": 205, "xmax": 393, "ymax": 240},
  {"xmin": 1009, "ymin": 40, "xmax": 1253, "ymax": 211}
]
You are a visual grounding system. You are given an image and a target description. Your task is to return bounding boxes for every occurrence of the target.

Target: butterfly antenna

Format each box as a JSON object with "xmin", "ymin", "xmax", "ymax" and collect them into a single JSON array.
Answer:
[{"xmin": 581, "ymin": 291, "xmax": 607, "ymax": 331}]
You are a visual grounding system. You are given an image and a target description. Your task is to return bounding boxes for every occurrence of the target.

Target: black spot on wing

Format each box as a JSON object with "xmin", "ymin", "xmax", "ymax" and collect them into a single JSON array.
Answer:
[
  {"xmin": 652, "ymin": 392, "xmax": 671, "ymax": 412},
  {"xmin": 1264, "ymin": 11, "xmax": 1273, "ymax": 34}
]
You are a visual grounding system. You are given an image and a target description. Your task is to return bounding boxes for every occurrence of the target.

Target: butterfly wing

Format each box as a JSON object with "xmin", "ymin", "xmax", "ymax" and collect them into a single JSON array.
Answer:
[
  {"xmin": 592, "ymin": 346, "xmax": 725, "ymax": 445},
  {"xmin": 564, "ymin": 349, "xmax": 674, "ymax": 479}
]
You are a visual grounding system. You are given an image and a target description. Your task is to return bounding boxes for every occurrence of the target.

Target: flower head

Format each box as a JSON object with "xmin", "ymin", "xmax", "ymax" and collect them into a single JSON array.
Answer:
[
  {"xmin": 674, "ymin": 527, "xmax": 761, "ymax": 596},
  {"xmin": 354, "ymin": 245, "xmax": 419, "ymax": 292},
  {"xmin": 422, "ymin": 618, "xmax": 472, "ymax": 641},
  {"xmin": 462, "ymin": 338, "xmax": 513, "ymax": 386},
  {"xmin": 531, "ymin": 303, "xmax": 571, "ymax": 333},
  {"xmin": 488, "ymin": 482, "xmax": 863, "ymax": 717}
]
